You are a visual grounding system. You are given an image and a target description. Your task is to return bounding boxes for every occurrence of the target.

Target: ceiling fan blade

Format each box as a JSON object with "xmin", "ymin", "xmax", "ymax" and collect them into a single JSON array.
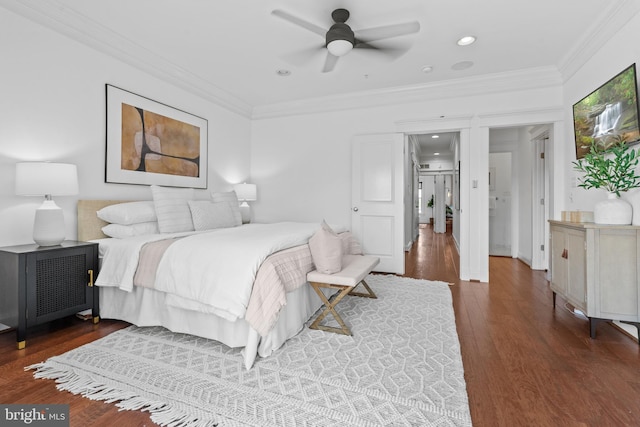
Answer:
[
  {"xmin": 322, "ymin": 52, "xmax": 339, "ymax": 73},
  {"xmin": 353, "ymin": 41, "xmax": 381, "ymax": 50},
  {"xmin": 354, "ymin": 42, "xmax": 409, "ymax": 59},
  {"xmin": 282, "ymin": 45, "xmax": 325, "ymax": 67},
  {"xmin": 271, "ymin": 9, "xmax": 327, "ymax": 37},
  {"xmin": 355, "ymin": 21, "xmax": 420, "ymax": 43}
]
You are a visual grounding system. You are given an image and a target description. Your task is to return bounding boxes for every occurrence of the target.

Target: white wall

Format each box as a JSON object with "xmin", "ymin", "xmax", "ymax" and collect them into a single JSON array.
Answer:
[
  {"xmin": 563, "ymin": 11, "xmax": 640, "ymax": 213},
  {"xmin": 489, "ymin": 152, "xmax": 513, "ymax": 255},
  {"xmin": 0, "ymin": 9, "xmax": 251, "ymax": 247},
  {"xmin": 419, "ymin": 176, "xmax": 435, "ymax": 223}
]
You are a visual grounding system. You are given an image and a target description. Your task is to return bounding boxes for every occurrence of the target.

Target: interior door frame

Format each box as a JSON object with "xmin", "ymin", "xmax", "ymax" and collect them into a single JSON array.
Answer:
[
  {"xmin": 397, "ymin": 116, "xmax": 473, "ymax": 279},
  {"xmin": 530, "ymin": 125, "xmax": 552, "ymax": 270},
  {"xmin": 398, "ymin": 108, "xmax": 563, "ymax": 282}
]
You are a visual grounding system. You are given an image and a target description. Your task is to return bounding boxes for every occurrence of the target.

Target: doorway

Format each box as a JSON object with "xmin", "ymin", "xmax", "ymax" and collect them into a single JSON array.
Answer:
[
  {"xmin": 410, "ymin": 131, "xmax": 459, "ymax": 242},
  {"xmin": 488, "ymin": 124, "xmax": 553, "ymax": 267}
]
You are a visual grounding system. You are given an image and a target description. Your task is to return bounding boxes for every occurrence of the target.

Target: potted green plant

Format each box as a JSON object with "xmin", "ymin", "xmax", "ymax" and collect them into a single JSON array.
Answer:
[
  {"xmin": 427, "ymin": 195, "xmax": 434, "ymax": 225},
  {"xmin": 572, "ymin": 139, "xmax": 640, "ymax": 224}
]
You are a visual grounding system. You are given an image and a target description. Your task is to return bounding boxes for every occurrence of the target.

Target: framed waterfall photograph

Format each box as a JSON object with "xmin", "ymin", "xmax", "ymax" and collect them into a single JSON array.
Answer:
[
  {"xmin": 572, "ymin": 64, "xmax": 640, "ymax": 159},
  {"xmin": 105, "ymin": 84, "xmax": 208, "ymax": 188}
]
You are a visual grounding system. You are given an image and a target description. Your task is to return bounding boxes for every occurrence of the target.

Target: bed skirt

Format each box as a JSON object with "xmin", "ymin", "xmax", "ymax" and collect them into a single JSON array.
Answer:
[{"xmin": 99, "ymin": 284, "xmax": 334, "ymax": 369}]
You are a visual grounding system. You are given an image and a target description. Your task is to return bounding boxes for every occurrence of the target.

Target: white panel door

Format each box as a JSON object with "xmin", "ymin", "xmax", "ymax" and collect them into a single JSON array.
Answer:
[{"xmin": 351, "ymin": 133, "xmax": 405, "ymax": 274}]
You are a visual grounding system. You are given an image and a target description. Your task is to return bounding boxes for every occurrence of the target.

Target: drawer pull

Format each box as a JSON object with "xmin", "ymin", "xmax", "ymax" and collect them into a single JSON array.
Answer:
[{"xmin": 88, "ymin": 269, "xmax": 94, "ymax": 287}]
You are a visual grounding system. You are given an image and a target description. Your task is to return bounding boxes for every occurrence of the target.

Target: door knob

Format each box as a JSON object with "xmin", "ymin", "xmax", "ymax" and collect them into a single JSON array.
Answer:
[{"xmin": 353, "ymin": 207, "xmax": 359, "ymax": 212}]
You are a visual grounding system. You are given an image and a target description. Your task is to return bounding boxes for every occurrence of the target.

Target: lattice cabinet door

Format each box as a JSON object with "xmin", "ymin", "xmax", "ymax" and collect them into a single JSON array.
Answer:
[{"xmin": 0, "ymin": 241, "xmax": 99, "ymax": 349}]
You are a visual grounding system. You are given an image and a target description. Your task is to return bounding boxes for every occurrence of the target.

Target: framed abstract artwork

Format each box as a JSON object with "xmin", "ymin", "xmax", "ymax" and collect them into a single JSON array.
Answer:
[{"xmin": 105, "ymin": 84, "xmax": 208, "ymax": 188}]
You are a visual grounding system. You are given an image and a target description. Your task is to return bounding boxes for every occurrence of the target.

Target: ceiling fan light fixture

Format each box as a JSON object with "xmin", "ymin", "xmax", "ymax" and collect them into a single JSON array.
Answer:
[
  {"xmin": 327, "ymin": 39, "xmax": 353, "ymax": 56},
  {"xmin": 326, "ymin": 21, "xmax": 355, "ymax": 56}
]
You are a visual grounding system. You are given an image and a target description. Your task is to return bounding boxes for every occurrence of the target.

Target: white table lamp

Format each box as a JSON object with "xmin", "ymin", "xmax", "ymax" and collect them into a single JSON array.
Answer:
[
  {"xmin": 15, "ymin": 162, "xmax": 79, "ymax": 246},
  {"xmin": 233, "ymin": 183, "xmax": 257, "ymax": 224}
]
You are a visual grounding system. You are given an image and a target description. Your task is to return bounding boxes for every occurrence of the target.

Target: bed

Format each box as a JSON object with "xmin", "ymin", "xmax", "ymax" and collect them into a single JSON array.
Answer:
[{"xmin": 77, "ymin": 198, "xmax": 350, "ymax": 369}]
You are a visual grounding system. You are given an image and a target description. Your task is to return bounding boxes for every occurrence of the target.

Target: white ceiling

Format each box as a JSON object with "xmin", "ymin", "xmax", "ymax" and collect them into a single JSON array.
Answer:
[
  {"xmin": 414, "ymin": 133, "xmax": 458, "ymax": 163},
  {"xmin": 0, "ymin": 0, "xmax": 633, "ymax": 118}
]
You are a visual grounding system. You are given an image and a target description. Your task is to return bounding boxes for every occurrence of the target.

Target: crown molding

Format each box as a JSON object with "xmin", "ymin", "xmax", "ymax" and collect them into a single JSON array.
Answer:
[
  {"xmin": 0, "ymin": 0, "xmax": 253, "ymax": 118},
  {"xmin": 477, "ymin": 106, "xmax": 564, "ymax": 127},
  {"xmin": 251, "ymin": 67, "xmax": 563, "ymax": 120},
  {"xmin": 558, "ymin": 0, "xmax": 640, "ymax": 82},
  {"xmin": 396, "ymin": 115, "xmax": 475, "ymax": 133}
]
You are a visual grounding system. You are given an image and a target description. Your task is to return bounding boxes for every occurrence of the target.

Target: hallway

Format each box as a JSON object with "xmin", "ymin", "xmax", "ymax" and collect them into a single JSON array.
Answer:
[{"xmin": 404, "ymin": 224, "xmax": 640, "ymax": 426}]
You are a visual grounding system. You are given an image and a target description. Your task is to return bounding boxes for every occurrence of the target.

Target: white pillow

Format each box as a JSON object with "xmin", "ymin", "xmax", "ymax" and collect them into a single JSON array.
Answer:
[
  {"xmin": 151, "ymin": 185, "xmax": 195, "ymax": 233},
  {"xmin": 340, "ymin": 231, "xmax": 363, "ymax": 255},
  {"xmin": 188, "ymin": 200, "xmax": 241, "ymax": 231},
  {"xmin": 97, "ymin": 201, "xmax": 157, "ymax": 225},
  {"xmin": 102, "ymin": 222, "xmax": 159, "ymax": 239},
  {"xmin": 308, "ymin": 220, "xmax": 343, "ymax": 274},
  {"xmin": 211, "ymin": 191, "xmax": 242, "ymax": 225}
]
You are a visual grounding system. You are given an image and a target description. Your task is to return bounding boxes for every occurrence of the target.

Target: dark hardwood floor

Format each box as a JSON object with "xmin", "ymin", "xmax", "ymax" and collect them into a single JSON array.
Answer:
[{"xmin": 1, "ymin": 224, "xmax": 639, "ymax": 426}]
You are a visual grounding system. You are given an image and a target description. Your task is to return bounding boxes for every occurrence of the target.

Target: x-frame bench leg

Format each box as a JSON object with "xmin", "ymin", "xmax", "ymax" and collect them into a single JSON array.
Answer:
[{"xmin": 308, "ymin": 279, "xmax": 377, "ymax": 335}]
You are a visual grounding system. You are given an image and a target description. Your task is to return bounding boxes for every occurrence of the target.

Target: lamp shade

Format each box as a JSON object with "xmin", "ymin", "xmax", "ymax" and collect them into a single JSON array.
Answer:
[
  {"xmin": 16, "ymin": 162, "xmax": 79, "ymax": 196},
  {"xmin": 234, "ymin": 183, "xmax": 257, "ymax": 202}
]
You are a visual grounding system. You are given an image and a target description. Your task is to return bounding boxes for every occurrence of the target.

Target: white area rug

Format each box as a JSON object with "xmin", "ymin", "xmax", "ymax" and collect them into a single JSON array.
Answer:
[{"xmin": 28, "ymin": 275, "xmax": 472, "ymax": 426}]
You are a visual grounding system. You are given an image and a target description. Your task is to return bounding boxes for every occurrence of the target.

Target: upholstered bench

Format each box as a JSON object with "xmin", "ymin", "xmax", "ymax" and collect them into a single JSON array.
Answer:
[{"xmin": 307, "ymin": 254, "xmax": 380, "ymax": 335}]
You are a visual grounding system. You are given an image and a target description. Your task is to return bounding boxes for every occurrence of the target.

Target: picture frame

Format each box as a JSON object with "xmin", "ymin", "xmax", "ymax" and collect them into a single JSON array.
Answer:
[
  {"xmin": 105, "ymin": 84, "xmax": 208, "ymax": 188},
  {"xmin": 572, "ymin": 64, "xmax": 640, "ymax": 159}
]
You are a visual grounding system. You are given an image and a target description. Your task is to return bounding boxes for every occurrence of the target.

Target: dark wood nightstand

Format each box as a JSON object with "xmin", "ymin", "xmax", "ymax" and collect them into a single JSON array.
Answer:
[{"xmin": 0, "ymin": 240, "xmax": 99, "ymax": 349}]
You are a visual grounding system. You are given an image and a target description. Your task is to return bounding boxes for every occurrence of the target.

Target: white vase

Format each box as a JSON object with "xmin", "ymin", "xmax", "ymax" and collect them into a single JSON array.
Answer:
[
  {"xmin": 630, "ymin": 190, "xmax": 640, "ymax": 225},
  {"xmin": 594, "ymin": 193, "xmax": 632, "ymax": 225}
]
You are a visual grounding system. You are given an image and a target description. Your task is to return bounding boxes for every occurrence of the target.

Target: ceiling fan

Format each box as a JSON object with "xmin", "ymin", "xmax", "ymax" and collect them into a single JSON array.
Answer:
[{"xmin": 272, "ymin": 8, "xmax": 420, "ymax": 73}]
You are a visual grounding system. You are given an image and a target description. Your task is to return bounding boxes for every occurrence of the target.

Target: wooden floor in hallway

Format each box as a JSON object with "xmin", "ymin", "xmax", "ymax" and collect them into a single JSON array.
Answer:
[{"xmin": 0, "ymin": 223, "xmax": 639, "ymax": 426}]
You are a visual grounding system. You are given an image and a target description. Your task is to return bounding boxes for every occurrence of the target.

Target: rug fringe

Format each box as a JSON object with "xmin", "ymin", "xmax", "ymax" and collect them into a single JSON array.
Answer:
[{"xmin": 26, "ymin": 362, "xmax": 219, "ymax": 427}]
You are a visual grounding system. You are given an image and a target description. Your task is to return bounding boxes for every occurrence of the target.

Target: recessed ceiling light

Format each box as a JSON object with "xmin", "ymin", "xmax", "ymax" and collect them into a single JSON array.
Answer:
[
  {"xmin": 276, "ymin": 69, "xmax": 291, "ymax": 76},
  {"xmin": 452, "ymin": 61, "xmax": 474, "ymax": 71},
  {"xmin": 421, "ymin": 65, "xmax": 433, "ymax": 73},
  {"xmin": 434, "ymin": 152, "xmax": 440, "ymax": 156},
  {"xmin": 431, "ymin": 135, "xmax": 439, "ymax": 139},
  {"xmin": 457, "ymin": 36, "xmax": 476, "ymax": 46}
]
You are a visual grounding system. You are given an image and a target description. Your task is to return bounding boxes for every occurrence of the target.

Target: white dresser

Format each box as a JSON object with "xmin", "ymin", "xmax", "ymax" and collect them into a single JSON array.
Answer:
[{"xmin": 549, "ymin": 220, "xmax": 640, "ymax": 339}]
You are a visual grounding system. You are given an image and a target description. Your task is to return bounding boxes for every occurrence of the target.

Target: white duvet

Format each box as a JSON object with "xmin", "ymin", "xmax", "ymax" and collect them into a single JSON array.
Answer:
[{"xmin": 95, "ymin": 222, "xmax": 335, "ymax": 322}]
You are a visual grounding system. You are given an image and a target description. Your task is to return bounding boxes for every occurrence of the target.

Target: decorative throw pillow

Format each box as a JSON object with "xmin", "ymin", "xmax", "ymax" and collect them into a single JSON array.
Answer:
[
  {"xmin": 151, "ymin": 185, "xmax": 195, "ymax": 233},
  {"xmin": 97, "ymin": 201, "xmax": 157, "ymax": 225},
  {"xmin": 308, "ymin": 220, "xmax": 343, "ymax": 274},
  {"xmin": 340, "ymin": 231, "xmax": 363, "ymax": 255},
  {"xmin": 211, "ymin": 190, "xmax": 242, "ymax": 225},
  {"xmin": 102, "ymin": 222, "xmax": 159, "ymax": 239},
  {"xmin": 188, "ymin": 200, "xmax": 241, "ymax": 231}
]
